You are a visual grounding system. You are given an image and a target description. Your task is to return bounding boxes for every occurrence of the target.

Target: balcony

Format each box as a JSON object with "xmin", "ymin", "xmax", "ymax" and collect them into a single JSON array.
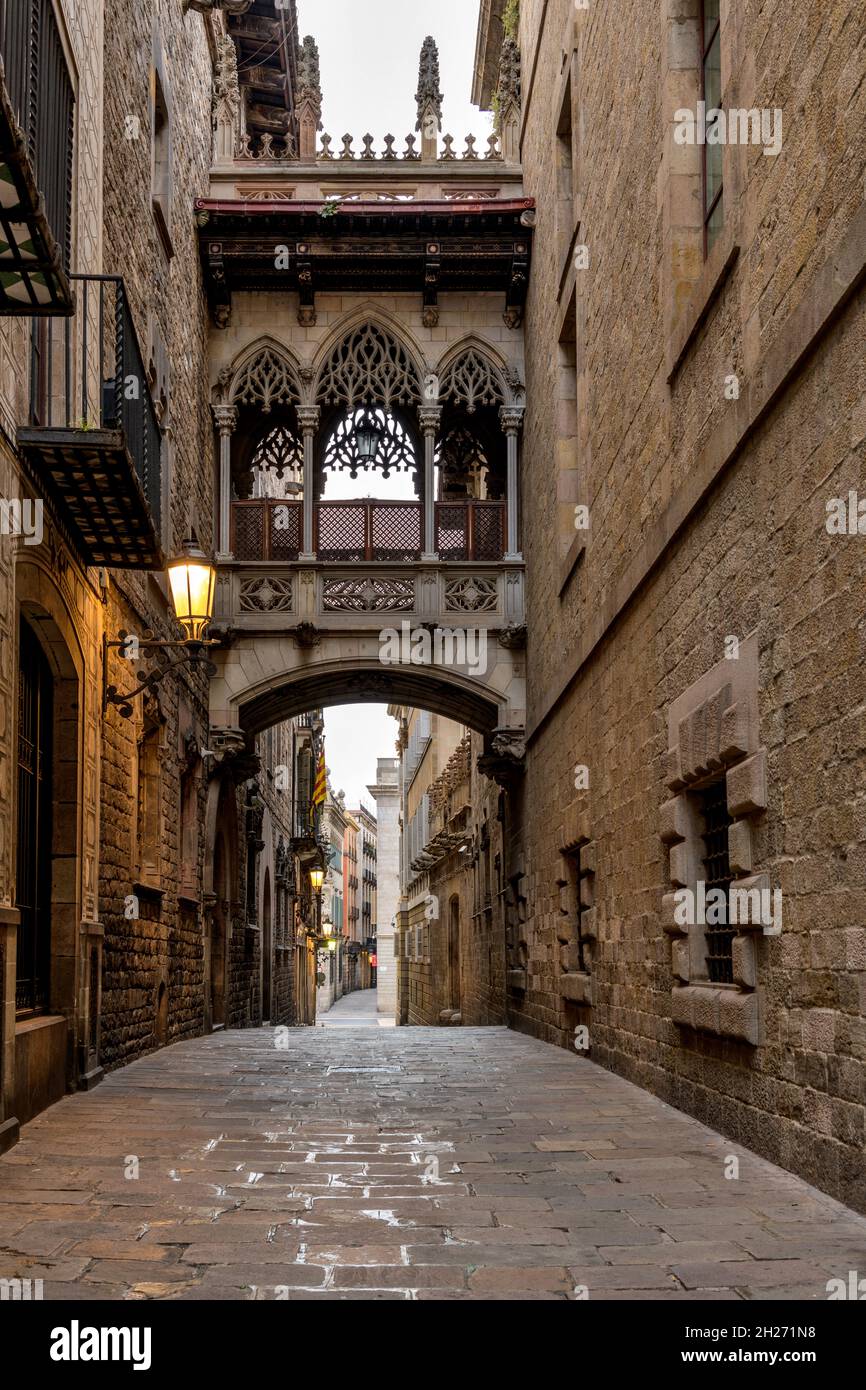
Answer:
[
  {"xmin": 17, "ymin": 275, "xmax": 164, "ymax": 569},
  {"xmin": 231, "ymin": 498, "xmax": 507, "ymax": 565},
  {"xmin": 0, "ymin": 0, "xmax": 74, "ymax": 314},
  {"xmin": 288, "ymin": 799, "xmax": 327, "ymax": 859}
]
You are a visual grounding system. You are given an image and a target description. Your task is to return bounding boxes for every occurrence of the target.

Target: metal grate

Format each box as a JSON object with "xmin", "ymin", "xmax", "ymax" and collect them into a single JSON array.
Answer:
[
  {"xmin": 473, "ymin": 501, "xmax": 507, "ymax": 559},
  {"xmin": 370, "ymin": 503, "xmax": 421, "ymax": 561},
  {"xmin": 436, "ymin": 503, "xmax": 468, "ymax": 558},
  {"xmin": 700, "ymin": 778, "xmax": 734, "ymax": 984},
  {"xmin": 316, "ymin": 502, "xmax": 366, "ymax": 562}
]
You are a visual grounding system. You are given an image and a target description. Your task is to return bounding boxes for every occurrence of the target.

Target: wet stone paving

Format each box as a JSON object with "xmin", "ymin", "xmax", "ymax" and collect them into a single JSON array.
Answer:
[{"xmin": 1, "ymin": 1023, "xmax": 865, "ymax": 1301}]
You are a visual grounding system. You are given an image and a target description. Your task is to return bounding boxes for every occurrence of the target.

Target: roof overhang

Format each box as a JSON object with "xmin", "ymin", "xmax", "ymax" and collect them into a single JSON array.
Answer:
[
  {"xmin": 472, "ymin": 0, "xmax": 506, "ymax": 110},
  {"xmin": 196, "ymin": 196, "xmax": 534, "ymax": 323}
]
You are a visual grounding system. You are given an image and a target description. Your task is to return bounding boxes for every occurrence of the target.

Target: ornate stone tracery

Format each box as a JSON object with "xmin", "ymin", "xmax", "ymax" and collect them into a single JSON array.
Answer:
[
  {"xmin": 229, "ymin": 346, "xmax": 301, "ymax": 413},
  {"xmin": 439, "ymin": 346, "xmax": 506, "ymax": 413},
  {"xmin": 315, "ymin": 322, "xmax": 421, "ymax": 410},
  {"xmin": 323, "ymin": 407, "xmax": 416, "ymax": 480},
  {"xmin": 250, "ymin": 424, "xmax": 304, "ymax": 496}
]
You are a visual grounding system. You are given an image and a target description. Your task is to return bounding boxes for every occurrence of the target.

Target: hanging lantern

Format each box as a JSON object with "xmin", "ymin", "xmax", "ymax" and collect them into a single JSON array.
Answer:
[{"xmin": 354, "ymin": 410, "xmax": 384, "ymax": 463}]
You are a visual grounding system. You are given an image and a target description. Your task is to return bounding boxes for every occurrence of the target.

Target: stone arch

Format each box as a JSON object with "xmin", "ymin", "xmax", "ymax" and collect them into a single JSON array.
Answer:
[
  {"xmin": 312, "ymin": 308, "xmax": 426, "ymax": 410},
  {"xmin": 14, "ymin": 558, "xmax": 86, "ymax": 1107},
  {"xmin": 233, "ymin": 661, "xmax": 504, "ymax": 740},
  {"xmin": 216, "ymin": 336, "xmax": 304, "ymax": 411},
  {"xmin": 436, "ymin": 336, "xmax": 517, "ymax": 411}
]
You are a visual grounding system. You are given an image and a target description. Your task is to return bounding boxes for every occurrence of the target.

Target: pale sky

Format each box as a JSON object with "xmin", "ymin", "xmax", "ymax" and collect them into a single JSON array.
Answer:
[
  {"xmin": 324, "ymin": 703, "xmax": 399, "ymax": 811},
  {"xmin": 295, "ymin": 0, "xmax": 492, "ymax": 152},
  {"xmin": 293, "ymin": 2, "xmax": 487, "ymax": 802}
]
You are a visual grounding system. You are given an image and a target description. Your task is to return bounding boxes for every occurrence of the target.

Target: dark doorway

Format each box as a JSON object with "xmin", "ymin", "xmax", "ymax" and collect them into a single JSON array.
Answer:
[
  {"xmin": 262, "ymin": 867, "xmax": 272, "ymax": 1022},
  {"xmin": 15, "ymin": 617, "xmax": 54, "ymax": 1017},
  {"xmin": 448, "ymin": 894, "xmax": 461, "ymax": 1013},
  {"xmin": 211, "ymin": 831, "xmax": 229, "ymax": 1028}
]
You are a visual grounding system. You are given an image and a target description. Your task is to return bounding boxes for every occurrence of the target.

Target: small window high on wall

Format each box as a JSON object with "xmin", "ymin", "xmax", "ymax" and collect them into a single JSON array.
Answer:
[{"xmin": 700, "ymin": 0, "xmax": 723, "ymax": 255}]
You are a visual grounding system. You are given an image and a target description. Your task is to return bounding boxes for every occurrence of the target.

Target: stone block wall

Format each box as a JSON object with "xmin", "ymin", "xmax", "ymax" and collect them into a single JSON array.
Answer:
[
  {"xmin": 98, "ymin": 0, "xmax": 215, "ymax": 1069},
  {"xmin": 513, "ymin": 0, "xmax": 866, "ymax": 1211}
]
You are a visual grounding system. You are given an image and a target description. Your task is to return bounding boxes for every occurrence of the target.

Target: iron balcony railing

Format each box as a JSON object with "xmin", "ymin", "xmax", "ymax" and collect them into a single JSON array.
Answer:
[
  {"xmin": 27, "ymin": 273, "xmax": 162, "ymax": 530},
  {"xmin": 230, "ymin": 498, "xmax": 507, "ymax": 563},
  {"xmin": 1, "ymin": 0, "xmax": 74, "ymax": 269}
]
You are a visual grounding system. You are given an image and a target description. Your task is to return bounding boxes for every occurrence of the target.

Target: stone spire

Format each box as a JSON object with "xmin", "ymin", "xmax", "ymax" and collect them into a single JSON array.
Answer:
[
  {"xmin": 415, "ymin": 36, "xmax": 443, "ymax": 160},
  {"xmin": 297, "ymin": 35, "xmax": 323, "ymax": 160},
  {"xmin": 212, "ymin": 31, "xmax": 240, "ymax": 163},
  {"xmin": 495, "ymin": 36, "xmax": 521, "ymax": 163}
]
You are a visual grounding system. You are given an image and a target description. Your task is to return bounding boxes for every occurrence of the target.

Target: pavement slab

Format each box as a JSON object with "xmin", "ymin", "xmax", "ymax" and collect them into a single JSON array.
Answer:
[{"xmin": 0, "ymin": 1021, "xmax": 864, "ymax": 1301}]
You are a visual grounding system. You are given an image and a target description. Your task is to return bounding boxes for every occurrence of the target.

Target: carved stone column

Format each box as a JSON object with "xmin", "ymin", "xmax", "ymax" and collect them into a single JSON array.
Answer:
[
  {"xmin": 213, "ymin": 403, "xmax": 237, "ymax": 561},
  {"xmin": 297, "ymin": 405, "xmax": 320, "ymax": 561},
  {"xmin": 500, "ymin": 407, "xmax": 524, "ymax": 561},
  {"xmin": 418, "ymin": 405, "xmax": 441, "ymax": 560}
]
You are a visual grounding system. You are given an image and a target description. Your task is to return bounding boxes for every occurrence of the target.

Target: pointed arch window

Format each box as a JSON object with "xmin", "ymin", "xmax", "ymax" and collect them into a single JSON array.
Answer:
[
  {"xmin": 249, "ymin": 423, "xmax": 304, "ymax": 498},
  {"xmin": 316, "ymin": 322, "xmax": 421, "ymax": 411},
  {"xmin": 323, "ymin": 407, "xmax": 417, "ymax": 483}
]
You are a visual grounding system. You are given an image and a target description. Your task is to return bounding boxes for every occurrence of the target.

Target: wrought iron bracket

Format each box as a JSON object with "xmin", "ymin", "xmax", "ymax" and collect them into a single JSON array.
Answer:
[{"xmin": 103, "ymin": 631, "xmax": 219, "ymax": 719}]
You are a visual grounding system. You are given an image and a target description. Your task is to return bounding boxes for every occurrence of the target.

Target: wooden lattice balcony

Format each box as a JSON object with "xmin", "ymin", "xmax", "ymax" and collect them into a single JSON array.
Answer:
[{"xmin": 230, "ymin": 498, "xmax": 507, "ymax": 564}]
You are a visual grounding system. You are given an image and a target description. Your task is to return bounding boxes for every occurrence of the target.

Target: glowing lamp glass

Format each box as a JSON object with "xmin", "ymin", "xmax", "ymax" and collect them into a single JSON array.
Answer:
[{"xmin": 167, "ymin": 542, "xmax": 216, "ymax": 642}]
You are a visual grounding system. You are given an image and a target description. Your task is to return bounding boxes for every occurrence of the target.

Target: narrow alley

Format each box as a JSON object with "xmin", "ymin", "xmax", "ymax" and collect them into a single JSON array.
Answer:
[{"xmin": 1, "ymin": 1027, "xmax": 864, "ymax": 1302}]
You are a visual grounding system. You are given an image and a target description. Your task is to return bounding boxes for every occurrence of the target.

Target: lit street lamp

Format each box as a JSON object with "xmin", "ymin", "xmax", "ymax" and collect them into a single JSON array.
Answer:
[
  {"xmin": 104, "ymin": 538, "xmax": 218, "ymax": 717},
  {"xmin": 309, "ymin": 865, "xmax": 325, "ymax": 940}
]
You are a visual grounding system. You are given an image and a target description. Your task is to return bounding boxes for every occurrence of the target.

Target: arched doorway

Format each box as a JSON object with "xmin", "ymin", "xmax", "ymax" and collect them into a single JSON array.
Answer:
[
  {"xmin": 15, "ymin": 616, "xmax": 54, "ymax": 1018},
  {"xmin": 12, "ymin": 593, "xmax": 84, "ymax": 1124},
  {"xmin": 211, "ymin": 826, "xmax": 230, "ymax": 1029}
]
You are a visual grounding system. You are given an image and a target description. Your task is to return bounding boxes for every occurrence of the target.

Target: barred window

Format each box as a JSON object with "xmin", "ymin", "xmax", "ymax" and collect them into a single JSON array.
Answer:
[
  {"xmin": 699, "ymin": 778, "xmax": 734, "ymax": 983},
  {"xmin": 700, "ymin": 0, "xmax": 723, "ymax": 255}
]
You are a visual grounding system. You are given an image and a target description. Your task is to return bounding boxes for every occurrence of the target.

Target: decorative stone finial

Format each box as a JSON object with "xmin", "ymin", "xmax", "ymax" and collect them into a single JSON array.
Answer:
[
  {"xmin": 212, "ymin": 32, "xmax": 240, "ymax": 162},
  {"xmin": 496, "ymin": 36, "xmax": 521, "ymax": 163},
  {"xmin": 416, "ymin": 36, "xmax": 443, "ymax": 160},
  {"xmin": 297, "ymin": 35, "xmax": 323, "ymax": 160}
]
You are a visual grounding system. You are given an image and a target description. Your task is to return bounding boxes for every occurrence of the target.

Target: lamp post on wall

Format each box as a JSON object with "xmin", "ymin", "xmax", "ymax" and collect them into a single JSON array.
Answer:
[
  {"xmin": 309, "ymin": 865, "xmax": 324, "ymax": 939},
  {"xmin": 103, "ymin": 538, "xmax": 219, "ymax": 717}
]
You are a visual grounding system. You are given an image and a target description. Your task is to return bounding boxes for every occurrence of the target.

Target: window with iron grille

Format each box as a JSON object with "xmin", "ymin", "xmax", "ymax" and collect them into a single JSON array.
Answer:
[
  {"xmin": 699, "ymin": 778, "xmax": 735, "ymax": 983},
  {"xmin": 0, "ymin": 0, "xmax": 75, "ymax": 268},
  {"xmin": 561, "ymin": 844, "xmax": 589, "ymax": 974},
  {"xmin": 700, "ymin": 0, "xmax": 723, "ymax": 255}
]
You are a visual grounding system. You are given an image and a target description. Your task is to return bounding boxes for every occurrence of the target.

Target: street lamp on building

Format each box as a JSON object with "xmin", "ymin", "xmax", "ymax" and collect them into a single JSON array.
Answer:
[
  {"xmin": 104, "ymin": 537, "xmax": 218, "ymax": 718},
  {"xmin": 309, "ymin": 864, "xmax": 325, "ymax": 940}
]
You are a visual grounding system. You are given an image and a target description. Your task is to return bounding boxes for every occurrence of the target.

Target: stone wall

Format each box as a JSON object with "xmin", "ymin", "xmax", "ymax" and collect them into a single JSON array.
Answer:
[
  {"xmin": 512, "ymin": 0, "xmax": 866, "ymax": 1212},
  {"xmin": 0, "ymin": 0, "xmax": 107, "ymax": 1136},
  {"xmin": 98, "ymin": 0, "xmax": 216, "ymax": 1069},
  {"xmin": 400, "ymin": 731, "xmax": 506, "ymax": 1026}
]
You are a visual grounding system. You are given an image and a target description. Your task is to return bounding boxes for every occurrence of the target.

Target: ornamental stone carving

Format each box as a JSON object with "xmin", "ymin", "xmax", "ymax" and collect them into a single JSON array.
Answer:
[
  {"xmin": 316, "ymin": 322, "xmax": 421, "ymax": 410},
  {"xmin": 228, "ymin": 347, "xmax": 301, "ymax": 412},
  {"xmin": 439, "ymin": 347, "xmax": 505, "ymax": 413}
]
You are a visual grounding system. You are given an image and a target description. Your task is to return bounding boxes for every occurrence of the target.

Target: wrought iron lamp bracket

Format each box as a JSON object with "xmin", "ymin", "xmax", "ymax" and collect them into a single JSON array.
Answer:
[{"xmin": 103, "ymin": 631, "xmax": 219, "ymax": 719}]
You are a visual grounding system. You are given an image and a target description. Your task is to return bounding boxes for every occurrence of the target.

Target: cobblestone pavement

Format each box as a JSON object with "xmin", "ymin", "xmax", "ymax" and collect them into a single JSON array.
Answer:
[{"xmin": 1, "ymin": 1026, "xmax": 865, "ymax": 1301}]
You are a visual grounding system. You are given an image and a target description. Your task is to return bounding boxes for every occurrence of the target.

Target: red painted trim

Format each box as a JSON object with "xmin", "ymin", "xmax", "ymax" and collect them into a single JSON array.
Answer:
[{"xmin": 195, "ymin": 197, "xmax": 535, "ymax": 216}]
